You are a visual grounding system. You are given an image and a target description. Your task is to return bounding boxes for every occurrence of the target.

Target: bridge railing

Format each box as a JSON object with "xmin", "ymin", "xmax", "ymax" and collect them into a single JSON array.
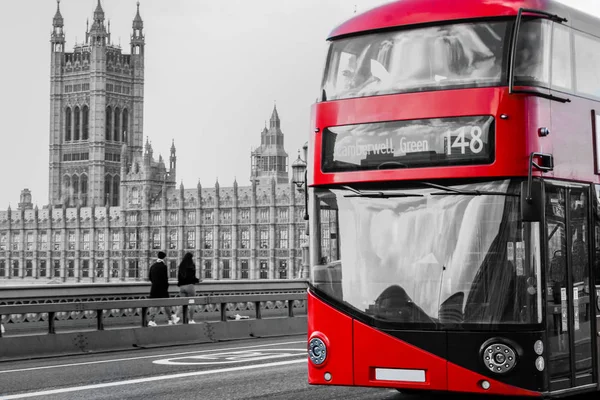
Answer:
[
  {"xmin": 0, "ymin": 279, "xmax": 309, "ymax": 303},
  {"xmin": 0, "ymin": 280, "xmax": 308, "ymax": 334},
  {"xmin": 0, "ymin": 291, "xmax": 308, "ymax": 361}
]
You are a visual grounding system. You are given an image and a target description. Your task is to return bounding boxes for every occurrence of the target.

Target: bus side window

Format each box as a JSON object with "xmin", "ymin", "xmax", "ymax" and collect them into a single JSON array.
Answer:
[
  {"xmin": 546, "ymin": 186, "xmax": 567, "ymax": 304},
  {"xmin": 574, "ymin": 31, "xmax": 600, "ymax": 98},
  {"xmin": 319, "ymin": 207, "xmax": 340, "ymax": 264},
  {"xmin": 551, "ymin": 23, "xmax": 572, "ymax": 91},
  {"xmin": 569, "ymin": 191, "xmax": 588, "ymax": 285},
  {"xmin": 315, "ymin": 198, "xmax": 343, "ymax": 300},
  {"xmin": 594, "ymin": 186, "xmax": 600, "ymax": 285}
]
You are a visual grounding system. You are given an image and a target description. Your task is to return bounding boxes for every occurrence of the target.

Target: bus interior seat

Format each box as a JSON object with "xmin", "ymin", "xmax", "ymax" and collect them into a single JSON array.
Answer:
[{"xmin": 438, "ymin": 291, "xmax": 464, "ymax": 324}]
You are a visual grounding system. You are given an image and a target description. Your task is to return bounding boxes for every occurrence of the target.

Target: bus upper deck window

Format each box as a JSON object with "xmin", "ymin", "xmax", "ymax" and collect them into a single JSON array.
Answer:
[
  {"xmin": 322, "ymin": 21, "xmax": 508, "ymax": 101},
  {"xmin": 514, "ymin": 19, "xmax": 551, "ymax": 87}
]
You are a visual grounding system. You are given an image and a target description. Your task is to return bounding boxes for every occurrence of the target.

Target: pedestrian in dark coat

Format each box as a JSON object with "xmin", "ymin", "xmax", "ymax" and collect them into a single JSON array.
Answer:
[
  {"xmin": 149, "ymin": 251, "xmax": 169, "ymax": 298},
  {"xmin": 147, "ymin": 251, "xmax": 179, "ymax": 326},
  {"xmin": 176, "ymin": 252, "xmax": 200, "ymax": 323}
]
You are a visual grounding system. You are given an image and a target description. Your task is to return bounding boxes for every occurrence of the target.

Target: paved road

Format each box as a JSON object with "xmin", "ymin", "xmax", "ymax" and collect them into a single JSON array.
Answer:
[{"xmin": 0, "ymin": 335, "xmax": 571, "ymax": 400}]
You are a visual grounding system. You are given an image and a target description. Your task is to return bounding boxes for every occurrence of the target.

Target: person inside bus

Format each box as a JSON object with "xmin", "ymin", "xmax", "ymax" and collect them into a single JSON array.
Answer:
[
  {"xmin": 514, "ymin": 20, "xmax": 548, "ymax": 84},
  {"xmin": 374, "ymin": 284, "xmax": 433, "ymax": 323},
  {"xmin": 380, "ymin": 24, "xmax": 499, "ymax": 92},
  {"xmin": 429, "ymin": 24, "xmax": 498, "ymax": 82},
  {"xmin": 463, "ymin": 237, "xmax": 518, "ymax": 324},
  {"xmin": 548, "ymin": 244, "xmax": 566, "ymax": 303},
  {"xmin": 571, "ymin": 228, "xmax": 587, "ymax": 284}
]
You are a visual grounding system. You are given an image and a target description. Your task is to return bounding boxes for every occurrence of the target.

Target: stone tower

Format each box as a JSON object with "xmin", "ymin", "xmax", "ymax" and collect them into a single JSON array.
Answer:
[
  {"xmin": 48, "ymin": 0, "xmax": 145, "ymax": 207},
  {"xmin": 250, "ymin": 105, "xmax": 289, "ymax": 185}
]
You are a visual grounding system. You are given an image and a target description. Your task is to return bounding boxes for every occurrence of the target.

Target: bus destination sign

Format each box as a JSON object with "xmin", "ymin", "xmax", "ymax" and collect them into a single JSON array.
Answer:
[{"xmin": 321, "ymin": 116, "xmax": 495, "ymax": 172}]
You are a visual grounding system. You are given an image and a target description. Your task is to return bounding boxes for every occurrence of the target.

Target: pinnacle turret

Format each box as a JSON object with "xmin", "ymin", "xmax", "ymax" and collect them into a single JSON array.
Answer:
[
  {"xmin": 133, "ymin": 1, "xmax": 143, "ymax": 29},
  {"xmin": 269, "ymin": 104, "xmax": 280, "ymax": 129},
  {"xmin": 51, "ymin": 0, "xmax": 65, "ymax": 51},
  {"xmin": 94, "ymin": 0, "xmax": 105, "ymax": 22},
  {"xmin": 130, "ymin": 1, "xmax": 145, "ymax": 55},
  {"xmin": 88, "ymin": 0, "xmax": 108, "ymax": 45},
  {"xmin": 53, "ymin": 0, "xmax": 64, "ymax": 27}
]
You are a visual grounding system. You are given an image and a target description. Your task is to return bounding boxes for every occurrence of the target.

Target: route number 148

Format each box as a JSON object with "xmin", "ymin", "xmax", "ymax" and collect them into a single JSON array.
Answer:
[{"xmin": 445, "ymin": 126, "xmax": 484, "ymax": 155}]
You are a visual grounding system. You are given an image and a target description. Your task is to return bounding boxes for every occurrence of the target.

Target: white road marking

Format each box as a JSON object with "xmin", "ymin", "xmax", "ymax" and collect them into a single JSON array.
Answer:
[
  {"xmin": 0, "ymin": 340, "xmax": 306, "ymax": 374},
  {"xmin": 0, "ymin": 358, "xmax": 308, "ymax": 399},
  {"xmin": 153, "ymin": 348, "xmax": 306, "ymax": 365}
]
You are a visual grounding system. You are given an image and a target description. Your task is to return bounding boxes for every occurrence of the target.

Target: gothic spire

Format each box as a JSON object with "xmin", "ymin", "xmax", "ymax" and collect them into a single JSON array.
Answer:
[
  {"xmin": 53, "ymin": 0, "xmax": 64, "ymax": 27},
  {"xmin": 262, "ymin": 120, "xmax": 268, "ymax": 135},
  {"xmin": 89, "ymin": 0, "xmax": 107, "ymax": 41},
  {"xmin": 270, "ymin": 103, "xmax": 280, "ymax": 123},
  {"xmin": 51, "ymin": 0, "xmax": 65, "ymax": 50},
  {"xmin": 94, "ymin": 0, "xmax": 105, "ymax": 22},
  {"xmin": 131, "ymin": 1, "xmax": 145, "ymax": 53},
  {"xmin": 269, "ymin": 103, "xmax": 280, "ymax": 129},
  {"xmin": 133, "ymin": 1, "xmax": 144, "ymax": 29}
]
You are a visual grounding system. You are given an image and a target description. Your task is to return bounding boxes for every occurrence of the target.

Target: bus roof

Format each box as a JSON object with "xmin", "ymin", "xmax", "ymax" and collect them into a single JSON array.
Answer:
[{"xmin": 328, "ymin": 0, "xmax": 600, "ymax": 40}]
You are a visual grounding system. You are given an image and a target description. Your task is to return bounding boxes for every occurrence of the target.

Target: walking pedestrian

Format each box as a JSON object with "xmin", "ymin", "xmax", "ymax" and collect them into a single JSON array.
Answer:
[
  {"xmin": 147, "ymin": 251, "xmax": 179, "ymax": 326},
  {"xmin": 177, "ymin": 252, "xmax": 200, "ymax": 323}
]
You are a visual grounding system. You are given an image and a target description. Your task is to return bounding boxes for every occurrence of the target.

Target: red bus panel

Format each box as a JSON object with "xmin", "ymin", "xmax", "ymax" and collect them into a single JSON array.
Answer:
[
  {"xmin": 329, "ymin": 0, "xmax": 553, "ymax": 39},
  {"xmin": 352, "ymin": 319, "xmax": 447, "ymax": 391},
  {"xmin": 307, "ymin": 290, "xmax": 354, "ymax": 385}
]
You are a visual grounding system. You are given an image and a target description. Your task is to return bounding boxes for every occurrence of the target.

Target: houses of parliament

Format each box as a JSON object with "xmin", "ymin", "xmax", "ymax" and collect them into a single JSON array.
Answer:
[{"xmin": 0, "ymin": 1, "xmax": 307, "ymax": 282}]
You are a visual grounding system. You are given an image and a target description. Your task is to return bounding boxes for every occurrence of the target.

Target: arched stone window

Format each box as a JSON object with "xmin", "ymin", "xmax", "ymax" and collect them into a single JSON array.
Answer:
[
  {"xmin": 72, "ymin": 175, "xmax": 80, "ymax": 203},
  {"xmin": 74, "ymin": 106, "xmax": 80, "ymax": 140},
  {"xmin": 113, "ymin": 107, "xmax": 120, "ymax": 142},
  {"xmin": 105, "ymin": 106, "xmax": 112, "ymax": 141},
  {"xmin": 65, "ymin": 107, "xmax": 72, "ymax": 141},
  {"xmin": 121, "ymin": 109, "xmax": 128, "ymax": 143},
  {"xmin": 131, "ymin": 187, "xmax": 140, "ymax": 205},
  {"xmin": 81, "ymin": 175, "xmax": 88, "ymax": 207},
  {"xmin": 112, "ymin": 175, "xmax": 120, "ymax": 206},
  {"xmin": 63, "ymin": 175, "xmax": 71, "ymax": 207},
  {"xmin": 82, "ymin": 105, "xmax": 89, "ymax": 140},
  {"xmin": 104, "ymin": 175, "xmax": 112, "ymax": 206}
]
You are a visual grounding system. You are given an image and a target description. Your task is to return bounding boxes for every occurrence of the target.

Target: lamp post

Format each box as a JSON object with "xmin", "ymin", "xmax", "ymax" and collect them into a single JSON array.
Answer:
[
  {"xmin": 291, "ymin": 152, "xmax": 307, "ymax": 191},
  {"xmin": 291, "ymin": 144, "xmax": 309, "ymax": 279}
]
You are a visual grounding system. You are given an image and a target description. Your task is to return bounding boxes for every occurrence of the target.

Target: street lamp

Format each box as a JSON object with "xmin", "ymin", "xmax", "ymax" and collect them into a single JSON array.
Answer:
[
  {"xmin": 292, "ymin": 144, "xmax": 310, "ymax": 279},
  {"xmin": 291, "ymin": 147, "xmax": 309, "ymax": 221},
  {"xmin": 291, "ymin": 151, "xmax": 307, "ymax": 192}
]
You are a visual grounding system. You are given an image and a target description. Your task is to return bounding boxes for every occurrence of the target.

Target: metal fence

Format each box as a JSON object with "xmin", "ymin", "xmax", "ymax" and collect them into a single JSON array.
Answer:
[
  {"xmin": 0, "ymin": 279, "xmax": 309, "ymax": 303},
  {"xmin": 0, "ymin": 291, "xmax": 308, "ymax": 361}
]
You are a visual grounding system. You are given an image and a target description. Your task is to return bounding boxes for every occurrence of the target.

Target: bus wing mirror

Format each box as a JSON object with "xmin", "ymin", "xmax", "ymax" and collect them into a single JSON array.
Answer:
[
  {"xmin": 521, "ymin": 180, "xmax": 543, "ymax": 222},
  {"xmin": 521, "ymin": 152, "xmax": 552, "ymax": 222}
]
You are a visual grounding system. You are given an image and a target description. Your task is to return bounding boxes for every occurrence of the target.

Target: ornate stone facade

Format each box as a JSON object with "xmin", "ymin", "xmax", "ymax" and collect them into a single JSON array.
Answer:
[{"xmin": 0, "ymin": 1, "xmax": 305, "ymax": 283}]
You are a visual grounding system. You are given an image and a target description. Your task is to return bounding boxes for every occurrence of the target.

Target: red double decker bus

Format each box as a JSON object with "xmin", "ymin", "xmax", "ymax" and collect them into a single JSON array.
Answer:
[{"xmin": 304, "ymin": 0, "xmax": 600, "ymax": 397}]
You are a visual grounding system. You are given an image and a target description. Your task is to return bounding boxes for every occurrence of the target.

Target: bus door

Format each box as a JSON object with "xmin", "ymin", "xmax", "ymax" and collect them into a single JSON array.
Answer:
[
  {"xmin": 593, "ymin": 185, "xmax": 600, "ymax": 387},
  {"xmin": 545, "ymin": 183, "xmax": 595, "ymax": 391}
]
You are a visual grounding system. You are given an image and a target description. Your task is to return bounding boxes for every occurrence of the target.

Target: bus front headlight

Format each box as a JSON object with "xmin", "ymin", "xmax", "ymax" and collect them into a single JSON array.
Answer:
[
  {"xmin": 308, "ymin": 337, "xmax": 327, "ymax": 365},
  {"xmin": 482, "ymin": 342, "xmax": 517, "ymax": 374}
]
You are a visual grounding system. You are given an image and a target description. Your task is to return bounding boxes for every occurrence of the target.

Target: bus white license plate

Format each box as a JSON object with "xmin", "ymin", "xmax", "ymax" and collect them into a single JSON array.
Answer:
[{"xmin": 374, "ymin": 368, "xmax": 426, "ymax": 382}]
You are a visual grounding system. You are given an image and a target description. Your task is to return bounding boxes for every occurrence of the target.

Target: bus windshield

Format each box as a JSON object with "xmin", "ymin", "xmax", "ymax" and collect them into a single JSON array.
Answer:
[
  {"xmin": 321, "ymin": 20, "xmax": 510, "ymax": 101},
  {"xmin": 311, "ymin": 179, "xmax": 543, "ymax": 328}
]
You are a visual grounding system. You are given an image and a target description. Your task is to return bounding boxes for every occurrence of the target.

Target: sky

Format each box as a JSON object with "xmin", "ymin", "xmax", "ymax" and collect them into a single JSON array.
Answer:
[{"xmin": 0, "ymin": 0, "xmax": 598, "ymax": 208}]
